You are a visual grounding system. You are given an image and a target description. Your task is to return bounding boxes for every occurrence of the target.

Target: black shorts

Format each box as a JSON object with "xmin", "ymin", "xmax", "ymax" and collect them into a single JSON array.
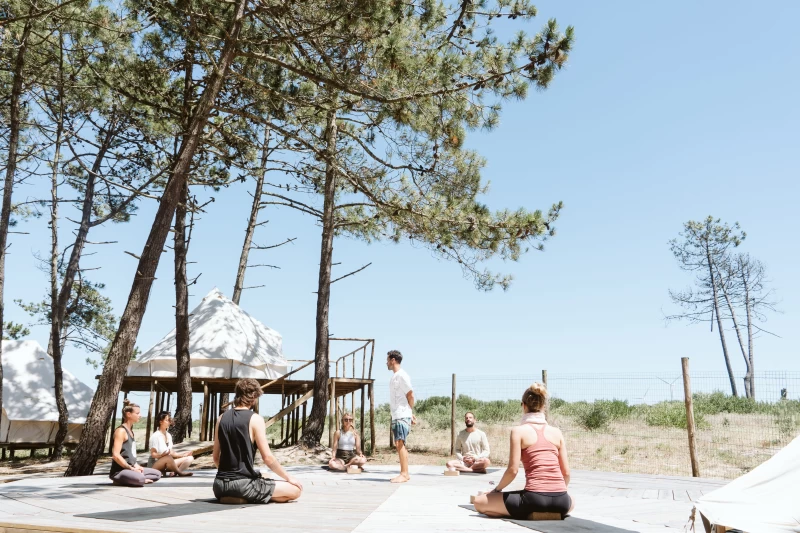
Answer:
[{"xmin": 502, "ymin": 490, "xmax": 571, "ymax": 519}]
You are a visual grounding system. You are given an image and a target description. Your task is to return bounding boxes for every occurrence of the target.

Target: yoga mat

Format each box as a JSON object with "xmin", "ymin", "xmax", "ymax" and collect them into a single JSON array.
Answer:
[
  {"xmin": 75, "ymin": 501, "xmax": 253, "ymax": 522},
  {"xmin": 458, "ymin": 505, "xmax": 638, "ymax": 533}
]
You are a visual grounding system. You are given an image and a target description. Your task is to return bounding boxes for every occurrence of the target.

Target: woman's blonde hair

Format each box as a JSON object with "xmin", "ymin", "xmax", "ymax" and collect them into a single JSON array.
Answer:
[
  {"xmin": 522, "ymin": 382, "xmax": 548, "ymax": 413},
  {"xmin": 121, "ymin": 399, "xmax": 139, "ymax": 421},
  {"xmin": 340, "ymin": 412, "xmax": 355, "ymax": 431}
]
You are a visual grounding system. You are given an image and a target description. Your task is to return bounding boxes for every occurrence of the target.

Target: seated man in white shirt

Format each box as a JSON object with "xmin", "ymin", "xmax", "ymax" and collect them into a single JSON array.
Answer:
[{"xmin": 446, "ymin": 412, "xmax": 491, "ymax": 473}]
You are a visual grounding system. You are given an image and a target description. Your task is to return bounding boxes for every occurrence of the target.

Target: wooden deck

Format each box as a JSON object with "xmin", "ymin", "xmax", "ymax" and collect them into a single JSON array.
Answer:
[{"xmin": 0, "ymin": 466, "xmax": 726, "ymax": 533}]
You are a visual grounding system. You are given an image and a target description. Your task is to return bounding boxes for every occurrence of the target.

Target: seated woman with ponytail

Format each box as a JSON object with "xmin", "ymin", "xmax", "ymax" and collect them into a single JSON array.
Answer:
[
  {"xmin": 327, "ymin": 412, "xmax": 367, "ymax": 472},
  {"xmin": 473, "ymin": 383, "xmax": 574, "ymax": 519},
  {"xmin": 109, "ymin": 400, "xmax": 162, "ymax": 487}
]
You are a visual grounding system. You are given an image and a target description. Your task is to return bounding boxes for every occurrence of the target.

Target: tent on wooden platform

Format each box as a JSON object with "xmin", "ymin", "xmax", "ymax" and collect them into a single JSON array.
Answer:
[
  {"xmin": 127, "ymin": 287, "xmax": 289, "ymax": 380},
  {"xmin": 693, "ymin": 435, "xmax": 800, "ymax": 533},
  {"xmin": 0, "ymin": 340, "xmax": 94, "ymax": 446}
]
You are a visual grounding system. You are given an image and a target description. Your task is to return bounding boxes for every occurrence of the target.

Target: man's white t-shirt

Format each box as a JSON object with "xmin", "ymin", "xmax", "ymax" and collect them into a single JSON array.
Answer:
[
  {"xmin": 389, "ymin": 368, "xmax": 413, "ymax": 420},
  {"xmin": 149, "ymin": 430, "xmax": 173, "ymax": 455}
]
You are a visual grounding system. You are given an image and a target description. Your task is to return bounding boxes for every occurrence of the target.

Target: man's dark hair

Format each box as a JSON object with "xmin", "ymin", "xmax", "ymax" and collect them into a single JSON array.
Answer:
[
  {"xmin": 234, "ymin": 378, "xmax": 263, "ymax": 408},
  {"xmin": 465, "ymin": 411, "xmax": 475, "ymax": 418},
  {"xmin": 387, "ymin": 350, "xmax": 403, "ymax": 364}
]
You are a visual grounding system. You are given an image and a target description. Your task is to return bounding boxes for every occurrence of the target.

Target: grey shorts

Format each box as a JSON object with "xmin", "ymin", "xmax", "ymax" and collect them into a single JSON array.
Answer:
[{"xmin": 213, "ymin": 476, "xmax": 275, "ymax": 504}]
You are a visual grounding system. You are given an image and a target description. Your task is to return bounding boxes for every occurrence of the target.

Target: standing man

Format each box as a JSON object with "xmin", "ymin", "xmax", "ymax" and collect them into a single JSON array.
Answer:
[
  {"xmin": 387, "ymin": 350, "xmax": 415, "ymax": 483},
  {"xmin": 446, "ymin": 412, "xmax": 491, "ymax": 473}
]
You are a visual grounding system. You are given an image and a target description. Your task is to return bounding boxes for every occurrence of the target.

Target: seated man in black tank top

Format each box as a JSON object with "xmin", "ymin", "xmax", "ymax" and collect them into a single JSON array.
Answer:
[{"xmin": 212, "ymin": 379, "xmax": 303, "ymax": 503}]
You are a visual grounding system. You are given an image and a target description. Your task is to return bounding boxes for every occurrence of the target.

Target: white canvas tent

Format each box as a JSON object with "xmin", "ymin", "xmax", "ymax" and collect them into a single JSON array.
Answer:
[
  {"xmin": 693, "ymin": 435, "xmax": 800, "ymax": 533},
  {"xmin": 0, "ymin": 340, "xmax": 94, "ymax": 444},
  {"xmin": 126, "ymin": 288, "xmax": 289, "ymax": 380}
]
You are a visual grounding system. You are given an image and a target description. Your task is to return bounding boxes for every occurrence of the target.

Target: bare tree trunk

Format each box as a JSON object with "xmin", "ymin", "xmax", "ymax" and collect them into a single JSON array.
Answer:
[
  {"xmin": 232, "ymin": 126, "xmax": 270, "ymax": 305},
  {"xmin": 717, "ymin": 265, "xmax": 751, "ymax": 398},
  {"xmin": 301, "ymin": 107, "xmax": 337, "ymax": 447},
  {"xmin": 0, "ymin": 19, "xmax": 33, "ymax": 434},
  {"xmin": 170, "ymin": 38, "xmax": 195, "ymax": 444},
  {"xmin": 65, "ymin": 0, "xmax": 248, "ymax": 476},
  {"xmin": 171, "ymin": 179, "xmax": 192, "ymax": 443},
  {"xmin": 742, "ymin": 271, "xmax": 755, "ymax": 399},
  {"xmin": 49, "ymin": 34, "xmax": 68, "ymax": 459},
  {"xmin": 706, "ymin": 247, "xmax": 737, "ymax": 397}
]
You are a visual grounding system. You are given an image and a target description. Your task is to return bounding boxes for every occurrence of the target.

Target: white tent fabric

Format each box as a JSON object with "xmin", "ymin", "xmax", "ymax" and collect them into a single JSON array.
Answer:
[
  {"xmin": 1, "ymin": 340, "xmax": 94, "ymax": 444},
  {"xmin": 127, "ymin": 288, "xmax": 288, "ymax": 380},
  {"xmin": 694, "ymin": 435, "xmax": 800, "ymax": 533}
]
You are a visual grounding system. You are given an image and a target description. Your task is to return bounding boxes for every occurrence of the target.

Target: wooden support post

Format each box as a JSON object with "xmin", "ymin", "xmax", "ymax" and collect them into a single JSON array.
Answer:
[
  {"xmin": 360, "ymin": 385, "xmax": 366, "ymax": 447},
  {"xmin": 369, "ymin": 383, "xmax": 375, "ymax": 455},
  {"xmin": 368, "ymin": 341, "xmax": 375, "ymax": 379},
  {"xmin": 166, "ymin": 393, "xmax": 171, "ymax": 413},
  {"xmin": 108, "ymin": 393, "xmax": 119, "ymax": 454},
  {"xmin": 1, "ymin": 448, "xmax": 6, "ymax": 461},
  {"xmin": 302, "ymin": 397, "xmax": 307, "ymax": 435},
  {"xmin": 200, "ymin": 382, "xmax": 209, "ymax": 442},
  {"xmin": 542, "ymin": 370, "xmax": 548, "ymax": 422},
  {"xmin": 682, "ymin": 357, "xmax": 700, "ymax": 477},
  {"xmin": 9, "ymin": 449, "xmax": 15, "ymax": 460},
  {"xmin": 328, "ymin": 379, "xmax": 336, "ymax": 447},
  {"xmin": 145, "ymin": 380, "xmax": 156, "ymax": 454},
  {"xmin": 451, "ymin": 373, "xmax": 456, "ymax": 455},
  {"xmin": 280, "ymin": 382, "xmax": 285, "ymax": 440},
  {"xmin": 293, "ymin": 394, "xmax": 300, "ymax": 444},
  {"xmin": 542, "ymin": 369, "xmax": 548, "ymax": 388}
]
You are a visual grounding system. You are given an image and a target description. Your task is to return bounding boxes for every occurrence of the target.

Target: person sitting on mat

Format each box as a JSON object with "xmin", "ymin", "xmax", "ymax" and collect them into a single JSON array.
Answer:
[
  {"xmin": 473, "ymin": 383, "xmax": 575, "ymax": 519},
  {"xmin": 212, "ymin": 378, "xmax": 303, "ymax": 504},
  {"xmin": 446, "ymin": 411, "xmax": 491, "ymax": 473},
  {"xmin": 148, "ymin": 411, "xmax": 194, "ymax": 476},
  {"xmin": 327, "ymin": 412, "xmax": 367, "ymax": 472},
  {"xmin": 109, "ymin": 399, "xmax": 162, "ymax": 487}
]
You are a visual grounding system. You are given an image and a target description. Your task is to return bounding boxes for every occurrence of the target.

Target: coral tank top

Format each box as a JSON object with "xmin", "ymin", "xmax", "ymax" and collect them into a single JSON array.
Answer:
[{"xmin": 521, "ymin": 424, "xmax": 567, "ymax": 493}]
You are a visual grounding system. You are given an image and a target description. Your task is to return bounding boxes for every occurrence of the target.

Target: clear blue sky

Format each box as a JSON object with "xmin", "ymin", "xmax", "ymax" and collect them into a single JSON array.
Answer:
[{"xmin": 5, "ymin": 1, "xmax": 799, "ymax": 402}]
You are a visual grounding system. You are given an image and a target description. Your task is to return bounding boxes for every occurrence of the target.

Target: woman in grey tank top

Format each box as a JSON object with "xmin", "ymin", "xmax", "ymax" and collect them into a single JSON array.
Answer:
[
  {"xmin": 109, "ymin": 400, "xmax": 162, "ymax": 487},
  {"xmin": 328, "ymin": 412, "xmax": 367, "ymax": 471}
]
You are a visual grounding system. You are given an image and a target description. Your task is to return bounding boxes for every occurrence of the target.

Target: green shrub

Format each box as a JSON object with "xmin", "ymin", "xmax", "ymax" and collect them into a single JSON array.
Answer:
[
  {"xmin": 576, "ymin": 403, "xmax": 611, "ymax": 431},
  {"xmin": 693, "ymin": 391, "xmax": 763, "ymax": 415},
  {"xmin": 645, "ymin": 401, "xmax": 708, "ymax": 429},
  {"xmin": 549, "ymin": 397, "xmax": 567, "ymax": 410}
]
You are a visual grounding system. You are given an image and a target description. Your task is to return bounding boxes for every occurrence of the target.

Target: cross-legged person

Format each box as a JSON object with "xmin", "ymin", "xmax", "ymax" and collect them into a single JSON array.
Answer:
[
  {"xmin": 473, "ymin": 383, "xmax": 575, "ymax": 519},
  {"xmin": 446, "ymin": 412, "xmax": 491, "ymax": 473},
  {"xmin": 212, "ymin": 379, "xmax": 303, "ymax": 504},
  {"xmin": 148, "ymin": 411, "xmax": 194, "ymax": 477},
  {"xmin": 328, "ymin": 412, "xmax": 367, "ymax": 472},
  {"xmin": 387, "ymin": 350, "xmax": 416, "ymax": 483},
  {"xmin": 109, "ymin": 399, "xmax": 162, "ymax": 487}
]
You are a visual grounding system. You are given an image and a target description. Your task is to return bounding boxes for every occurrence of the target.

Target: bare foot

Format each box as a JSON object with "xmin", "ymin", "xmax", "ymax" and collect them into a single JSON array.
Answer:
[
  {"xmin": 145, "ymin": 479, "xmax": 154, "ymax": 484},
  {"xmin": 390, "ymin": 474, "xmax": 410, "ymax": 483}
]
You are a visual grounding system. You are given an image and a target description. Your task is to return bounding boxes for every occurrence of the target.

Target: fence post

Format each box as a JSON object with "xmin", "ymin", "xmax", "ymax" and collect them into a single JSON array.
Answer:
[
  {"xmin": 450, "ymin": 373, "xmax": 457, "ymax": 455},
  {"xmin": 681, "ymin": 357, "xmax": 700, "ymax": 477},
  {"xmin": 542, "ymin": 370, "xmax": 548, "ymax": 422}
]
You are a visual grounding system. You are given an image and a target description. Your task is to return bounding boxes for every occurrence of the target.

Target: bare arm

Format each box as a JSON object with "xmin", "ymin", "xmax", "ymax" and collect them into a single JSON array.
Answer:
[
  {"xmin": 557, "ymin": 430, "xmax": 571, "ymax": 486},
  {"xmin": 251, "ymin": 415, "xmax": 303, "ymax": 491},
  {"xmin": 495, "ymin": 427, "xmax": 522, "ymax": 492},
  {"xmin": 212, "ymin": 417, "xmax": 221, "ymax": 467},
  {"xmin": 405, "ymin": 390, "xmax": 415, "ymax": 409}
]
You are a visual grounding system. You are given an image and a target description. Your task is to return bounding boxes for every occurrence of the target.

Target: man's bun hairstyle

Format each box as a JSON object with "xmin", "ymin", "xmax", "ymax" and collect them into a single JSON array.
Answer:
[{"xmin": 522, "ymin": 382, "xmax": 548, "ymax": 413}]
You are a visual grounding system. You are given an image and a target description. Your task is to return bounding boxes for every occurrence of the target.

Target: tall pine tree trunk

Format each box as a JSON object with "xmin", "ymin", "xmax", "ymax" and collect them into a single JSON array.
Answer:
[
  {"xmin": 65, "ymin": 0, "xmax": 248, "ymax": 475},
  {"xmin": 0, "ymin": 19, "xmax": 33, "ymax": 434},
  {"xmin": 170, "ymin": 179, "xmax": 192, "ymax": 443},
  {"xmin": 717, "ymin": 267, "xmax": 751, "ymax": 398},
  {"xmin": 707, "ymin": 247, "xmax": 737, "ymax": 397},
  {"xmin": 302, "ymin": 107, "xmax": 338, "ymax": 447},
  {"xmin": 48, "ymin": 36, "xmax": 68, "ymax": 458},
  {"xmin": 742, "ymin": 272, "xmax": 755, "ymax": 399},
  {"xmin": 170, "ymin": 37, "xmax": 195, "ymax": 444},
  {"xmin": 232, "ymin": 126, "xmax": 270, "ymax": 305},
  {"xmin": 50, "ymin": 126, "xmax": 114, "ymax": 457}
]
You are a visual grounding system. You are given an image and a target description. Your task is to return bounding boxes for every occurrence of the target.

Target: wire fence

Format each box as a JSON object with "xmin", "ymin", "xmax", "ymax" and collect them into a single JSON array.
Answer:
[{"xmin": 372, "ymin": 370, "xmax": 800, "ymax": 479}]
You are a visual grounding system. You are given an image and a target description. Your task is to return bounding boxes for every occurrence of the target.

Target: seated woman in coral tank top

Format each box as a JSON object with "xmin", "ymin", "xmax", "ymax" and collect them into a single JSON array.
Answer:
[{"xmin": 473, "ymin": 383, "xmax": 574, "ymax": 519}]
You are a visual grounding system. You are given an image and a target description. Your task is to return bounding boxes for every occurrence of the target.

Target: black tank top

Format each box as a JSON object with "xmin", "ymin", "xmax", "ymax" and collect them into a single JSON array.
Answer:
[
  {"xmin": 215, "ymin": 408, "xmax": 260, "ymax": 480},
  {"xmin": 109, "ymin": 425, "xmax": 136, "ymax": 478}
]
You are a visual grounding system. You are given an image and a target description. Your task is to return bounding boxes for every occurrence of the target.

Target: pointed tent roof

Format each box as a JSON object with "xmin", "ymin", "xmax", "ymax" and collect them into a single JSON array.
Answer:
[
  {"xmin": 127, "ymin": 288, "xmax": 288, "ymax": 380},
  {"xmin": 694, "ymin": 435, "xmax": 800, "ymax": 533},
  {"xmin": 1, "ymin": 340, "xmax": 94, "ymax": 423}
]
